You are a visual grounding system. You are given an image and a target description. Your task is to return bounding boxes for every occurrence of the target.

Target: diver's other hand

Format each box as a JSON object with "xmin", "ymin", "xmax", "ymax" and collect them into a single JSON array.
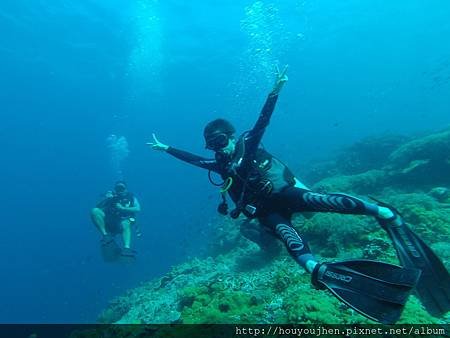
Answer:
[
  {"xmin": 271, "ymin": 64, "xmax": 289, "ymax": 95},
  {"xmin": 105, "ymin": 190, "xmax": 114, "ymax": 199},
  {"xmin": 146, "ymin": 133, "xmax": 169, "ymax": 151}
]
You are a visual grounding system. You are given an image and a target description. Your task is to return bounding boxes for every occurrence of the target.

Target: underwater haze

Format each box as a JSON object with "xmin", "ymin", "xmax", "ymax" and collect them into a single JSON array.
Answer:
[{"xmin": 1, "ymin": 0, "xmax": 449, "ymax": 323}]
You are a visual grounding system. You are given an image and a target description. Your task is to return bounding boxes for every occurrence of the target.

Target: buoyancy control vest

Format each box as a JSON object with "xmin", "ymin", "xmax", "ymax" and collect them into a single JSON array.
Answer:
[
  {"xmin": 98, "ymin": 192, "xmax": 136, "ymax": 217},
  {"xmin": 214, "ymin": 135, "xmax": 296, "ymax": 218}
]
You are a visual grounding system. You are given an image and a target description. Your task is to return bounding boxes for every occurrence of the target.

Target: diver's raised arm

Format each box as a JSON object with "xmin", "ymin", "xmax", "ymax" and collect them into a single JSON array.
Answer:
[
  {"xmin": 147, "ymin": 133, "xmax": 219, "ymax": 171},
  {"xmin": 246, "ymin": 65, "xmax": 289, "ymax": 151},
  {"xmin": 271, "ymin": 64, "xmax": 289, "ymax": 95}
]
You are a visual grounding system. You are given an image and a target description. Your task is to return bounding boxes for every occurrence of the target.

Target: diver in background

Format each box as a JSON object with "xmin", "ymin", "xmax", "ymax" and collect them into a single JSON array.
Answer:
[
  {"xmin": 147, "ymin": 66, "xmax": 449, "ymax": 323},
  {"xmin": 91, "ymin": 181, "xmax": 141, "ymax": 259}
]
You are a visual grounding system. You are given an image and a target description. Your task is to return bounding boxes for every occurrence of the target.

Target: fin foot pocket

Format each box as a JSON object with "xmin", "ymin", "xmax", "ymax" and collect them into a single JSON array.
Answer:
[{"xmin": 312, "ymin": 259, "xmax": 421, "ymax": 324}]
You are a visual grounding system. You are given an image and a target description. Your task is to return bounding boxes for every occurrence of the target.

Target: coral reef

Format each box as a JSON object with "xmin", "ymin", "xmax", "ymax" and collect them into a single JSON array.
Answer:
[
  {"xmin": 95, "ymin": 128, "xmax": 450, "ymax": 325},
  {"xmin": 306, "ymin": 127, "xmax": 450, "ymax": 192},
  {"xmin": 429, "ymin": 187, "xmax": 450, "ymax": 203},
  {"xmin": 387, "ymin": 128, "xmax": 450, "ymax": 170},
  {"xmin": 335, "ymin": 134, "xmax": 409, "ymax": 175}
]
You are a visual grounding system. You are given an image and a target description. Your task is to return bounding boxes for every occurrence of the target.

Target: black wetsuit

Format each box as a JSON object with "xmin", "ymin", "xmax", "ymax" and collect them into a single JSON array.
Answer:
[
  {"xmin": 97, "ymin": 193, "xmax": 136, "ymax": 234},
  {"xmin": 167, "ymin": 92, "xmax": 380, "ymax": 269}
]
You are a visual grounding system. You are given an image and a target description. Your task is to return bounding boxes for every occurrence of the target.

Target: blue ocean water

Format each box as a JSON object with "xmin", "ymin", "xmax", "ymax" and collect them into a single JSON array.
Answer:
[{"xmin": 0, "ymin": 0, "xmax": 449, "ymax": 323}]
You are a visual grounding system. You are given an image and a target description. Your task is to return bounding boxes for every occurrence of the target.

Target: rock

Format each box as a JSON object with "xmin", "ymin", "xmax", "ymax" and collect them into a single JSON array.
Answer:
[
  {"xmin": 429, "ymin": 187, "xmax": 450, "ymax": 202},
  {"xmin": 385, "ymin": 128, "xmax": 450, "ymax": 186}
]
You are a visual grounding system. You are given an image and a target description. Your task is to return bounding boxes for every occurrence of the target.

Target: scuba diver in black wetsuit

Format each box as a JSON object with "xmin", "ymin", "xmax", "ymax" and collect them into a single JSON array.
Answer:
[
  {"xmin": 148, "ymin": 66, "xmax": 449, "ymax": 323},
  {"xmin": 91, "ymin": 181, "xmax": 141, "ymax": 260}
]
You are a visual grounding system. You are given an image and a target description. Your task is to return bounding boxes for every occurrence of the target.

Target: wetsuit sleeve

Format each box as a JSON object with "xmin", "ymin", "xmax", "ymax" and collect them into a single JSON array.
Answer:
[
  {"xmin": 131, "ymin": 197, "xmax": 141, "ymax": 212},
  {"xmin": 166, "ymin": 147, "xmax": 220, "ymax": 171},
  {"xmin": 245, "ymin": 93, "xmax": 279, "ymax": 154}
]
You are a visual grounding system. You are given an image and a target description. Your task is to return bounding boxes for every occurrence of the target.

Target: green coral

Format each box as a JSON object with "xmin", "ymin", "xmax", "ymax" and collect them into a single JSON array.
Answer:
[
  {"xmin": 179, "ymin": 286, "xmax": 266, "ymax": 323},
  {"xmin": 297, "ymin": 213, "xmax": 374, "ymax": 258}
]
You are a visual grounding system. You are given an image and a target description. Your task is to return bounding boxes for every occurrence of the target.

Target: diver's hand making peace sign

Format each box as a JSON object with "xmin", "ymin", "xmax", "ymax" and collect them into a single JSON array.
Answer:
[
  {"xmin": 146, "ymin": 133, "xmax": 169, "ymax": 151},
  {"xmin": 271, "ymin": 64, "xmax": 289, "ymax": 95}
]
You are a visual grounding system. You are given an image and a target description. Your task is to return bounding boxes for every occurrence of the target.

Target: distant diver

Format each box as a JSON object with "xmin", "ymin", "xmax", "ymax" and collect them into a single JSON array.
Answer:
[
  {"xmin": 148, "ymin": 66, "xmax": 449, "ymax": 323},
  {"xmin": 91, "ymin": 181, "xmax": 141, "ymax": 262}
]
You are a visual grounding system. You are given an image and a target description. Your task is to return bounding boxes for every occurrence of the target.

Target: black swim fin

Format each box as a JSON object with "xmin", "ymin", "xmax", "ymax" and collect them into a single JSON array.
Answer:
[
  {"xmin": 119, "ymin": 247, "xmax": 137, "ymax": 263},
  {"xmin": 312, "ymin": 259, "xmax": 421, "ymax": 324},
  {"xmin": 100, "ymin": 235, "xmax": 121, "ymax": 262},
  {"xmin": 372, "ymin": 199, "xmax": 450, "ymax": 317}
]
